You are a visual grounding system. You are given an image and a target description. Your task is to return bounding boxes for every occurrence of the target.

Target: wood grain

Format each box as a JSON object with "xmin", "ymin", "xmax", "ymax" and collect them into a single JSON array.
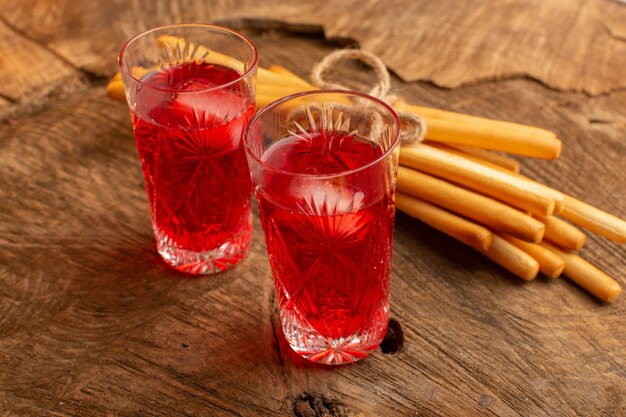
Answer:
[
  {"xmin": 0, "ymin": 17, "xmax": 76, "ymax": 99},
  {"xmin": 3, "ymin": 0, "xmax": 625, "ymax": 95},
  {"xmin": 0, "ymin": 0, "xmax": 118, "ymax": 75},
  {"xmin": 0, "ymin": 4, "xmax": 624, "ymax": 417}
]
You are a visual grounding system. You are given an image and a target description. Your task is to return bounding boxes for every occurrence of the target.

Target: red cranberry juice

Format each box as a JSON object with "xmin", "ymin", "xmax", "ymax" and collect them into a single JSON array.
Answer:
[
  {"xmin": 131, "ymin": 62, "xmax": 253, "ymax": 271},
  {"xmin": 257, "ymin": 131, "xmax": 395, "ymax": 360}
]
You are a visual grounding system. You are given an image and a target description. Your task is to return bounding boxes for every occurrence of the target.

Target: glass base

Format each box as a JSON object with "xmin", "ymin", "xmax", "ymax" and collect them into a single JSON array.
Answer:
[
  {"xmin": 155, "ymin": 224, "xmax": 251, "ymax": 275},
  {"xmin": 280, "ymin": 304, "xmax": 388, "ymax": 365}
]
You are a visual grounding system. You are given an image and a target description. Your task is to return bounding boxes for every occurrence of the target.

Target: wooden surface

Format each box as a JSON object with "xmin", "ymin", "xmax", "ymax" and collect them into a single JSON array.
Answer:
[
  {"xmin": 0, "ymin": 1, "xmax": 625, "ymax": 416},
  {"xmin": 3, "ymin": 0, "xmax": 626, "ymax": 95}
]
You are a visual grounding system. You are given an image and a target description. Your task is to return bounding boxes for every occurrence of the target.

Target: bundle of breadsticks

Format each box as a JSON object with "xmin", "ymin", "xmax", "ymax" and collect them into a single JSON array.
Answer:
[{"xmin": 107, "ymin": 37, "xmax": 624, "ymax": 302}]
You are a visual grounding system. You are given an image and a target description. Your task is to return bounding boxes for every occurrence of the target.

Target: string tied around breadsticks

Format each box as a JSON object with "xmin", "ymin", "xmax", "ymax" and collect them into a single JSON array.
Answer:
[{"xmin": 311, "ymin": 49, "xmax": 427, "ymax": 145}]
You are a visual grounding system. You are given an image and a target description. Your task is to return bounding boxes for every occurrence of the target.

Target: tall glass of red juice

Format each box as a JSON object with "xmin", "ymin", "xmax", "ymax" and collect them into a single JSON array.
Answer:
[
  {"xmin": 245, "ymin": 91, "xmax": 401, "ymax": 364},
  {"xmin": 119, "ymin": 25, "xmax": 257, "ymax": 274}
]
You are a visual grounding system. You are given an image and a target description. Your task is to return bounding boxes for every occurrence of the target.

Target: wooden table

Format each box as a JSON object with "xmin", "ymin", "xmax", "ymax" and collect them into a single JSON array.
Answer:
[{"xmin": 0, "ymin": 2, "xmax": 624, "ymax": 416}]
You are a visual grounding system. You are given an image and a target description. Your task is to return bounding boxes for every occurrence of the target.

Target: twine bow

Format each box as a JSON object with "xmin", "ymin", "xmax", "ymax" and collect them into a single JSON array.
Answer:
[{"xmin": 311, "ymin": 49, "xmax": 427, "ymax": 144}]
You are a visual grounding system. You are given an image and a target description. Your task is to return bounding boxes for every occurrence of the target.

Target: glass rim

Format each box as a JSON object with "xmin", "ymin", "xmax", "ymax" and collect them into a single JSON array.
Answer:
[
  {"xmin": 118, "ymin": 23, "xmax": 259, "ymax": 94},
  {"xmin": 244, "ymin": 89, "xmax": 401, "ymax": 180}
]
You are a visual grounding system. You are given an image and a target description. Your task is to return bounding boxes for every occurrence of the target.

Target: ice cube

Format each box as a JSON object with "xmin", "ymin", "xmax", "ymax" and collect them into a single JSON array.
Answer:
[
  {"xmin": 291, "ymin": 179, "xmax": 365, "ymax": 216},
  {"xmin": 171, "ymin": 88, "xmax": 246, "ymax": 128}
]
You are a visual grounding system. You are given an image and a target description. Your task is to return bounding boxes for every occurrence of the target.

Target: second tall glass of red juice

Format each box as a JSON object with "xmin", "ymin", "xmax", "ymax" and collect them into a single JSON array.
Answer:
[
  {"xmin": 119, "ymin": 25, "xmax": 257, "ymax": 274},
  {"xmin": 245, "ymin": 91, "xmax": 401, "ymax": 364}
]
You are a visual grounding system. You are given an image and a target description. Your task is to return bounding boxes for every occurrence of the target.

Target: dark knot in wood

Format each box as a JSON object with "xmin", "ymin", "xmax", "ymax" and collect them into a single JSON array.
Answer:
[
  {"xmin": 293, "ymin": 393, "xmax": 354, "ymax": 417},
  {"xmin": 379, "ymin": 318, "xmax": 404, "ymax": 354}
]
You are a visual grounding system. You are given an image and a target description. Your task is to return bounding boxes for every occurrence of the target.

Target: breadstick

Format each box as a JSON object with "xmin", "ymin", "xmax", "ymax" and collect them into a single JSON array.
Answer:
[
  {"xmin": 254, "ymin": 94, "xmax": 277, "ymax": 108},
  {"xmin": 425, "ymin": 144, "xmax": 565, "ymax": 214},
  {"xmin": 397, "ymin": 102, "xmax": 557, "ymax": 140},
  {"xmin": 561, "ymin": 196, "xmax": 626, "ymax": 244},
  {"xmin": 426, "ymin": 142, "xmax": 519, "ymax": 174},
  {"xmin": 399, "ymin": 144, "xmax": 557, "ymax": 216},
  {"xmin": 425, "ymin": 145, "xmax": 565, "ymax": 213},
  {"xmin": 396, "ymin": 104, "xmax": 562, "ymax": 159},
  {"xmin": 396, "ymin": 193, "xmax": 492, "ymax": 251},
  {"xmin": 541, "ymin": 242, "xmax": 622, "ymax": 302},
  {"xmin": 397, "ymin": 167, "xmax": 545, "ymax": 242},
  {"xmin": 477, "ymin": 235, "xmax": 540, "ymax": 281},
  {"xmin": 257, "ymin": 83, "xmax": 312, "ymax": 97},
  {"xmin": 534, "ymin": 215, "xmax": 586, "ymax": 251},
  {"xmin": 426, "ymin": 117, "xmax": 561, "ymax": 159},
  {"xmin": 262, "ymin": 70, "xmax": 560, "ymax": 151},
  {"xmin": 444, "ymin": 144, "xmax": 521, "ymax": 173},
  {"xmin": 268, "ymin": 65, "xmax": 313, "ymax": 88},
  {"xmin": 500, "ymin": 234, "xmax": 565, "ymax": 278},
  {"xmin": 107, "ymin": 80, "xmax": 125, "ymax": 102}
]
